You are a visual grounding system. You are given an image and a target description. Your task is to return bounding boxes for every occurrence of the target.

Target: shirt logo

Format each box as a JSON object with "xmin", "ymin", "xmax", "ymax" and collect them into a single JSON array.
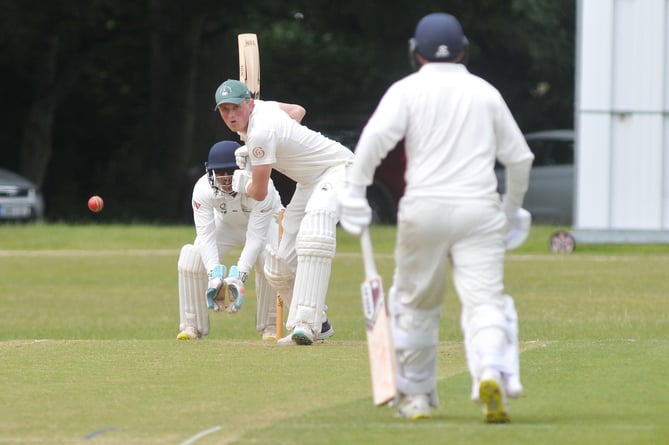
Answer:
[
  {"xmin": 193, "ymin": 200, "xmax": 201, "ymax": 210},
  {"xmin": 252, "ymin": 147, "xmax": 265, "ymax": 159}
]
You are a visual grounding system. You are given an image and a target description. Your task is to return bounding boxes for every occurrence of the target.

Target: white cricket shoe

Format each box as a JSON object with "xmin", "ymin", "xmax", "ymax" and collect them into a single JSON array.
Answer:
[
  {"xmin": 478, "ymin": 368, "xmax": 510, "ymax": 423},
  {"xmin": 176, "ymin": 326, "xmax": 200, "ymax": 340},
  {"xmin": 262, "ymin": 327, "xmax": 277, "ymax": 342},
  {"xmin": 277, "ymin": 320, "xmax": 333, "ymax": 345},
  {"xmin": 397, "ymin": 394, "xmax": 431, "ymax": 420},
  {"xmin": 277, "ymin": 322, "xmax": 315, "ymax": 346},
  {"xmin": 291, "ymin": 322, "xmax": 315, "ymax": 345}
]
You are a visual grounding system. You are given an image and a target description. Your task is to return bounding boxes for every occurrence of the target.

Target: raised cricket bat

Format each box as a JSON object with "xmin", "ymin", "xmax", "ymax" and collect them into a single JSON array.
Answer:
[
  {"xmin": 360, "ymin": 229, "xmax": 397, "ymax": 406},
  {"xmin": 238, "ymin": 33, "xmax": 260, "ymax": 99}
]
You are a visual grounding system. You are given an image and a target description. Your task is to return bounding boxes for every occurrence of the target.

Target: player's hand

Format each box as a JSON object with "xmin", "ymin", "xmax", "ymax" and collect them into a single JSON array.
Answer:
[
  {"xmin": 234, "ymin": 146, "xmax": 249, "ymax": 169},
  {"xmin": 504, "ymin": 208, "xmax": 531, "ymax": 250},
  {"xmin": 223, "ymin": 265, "xmax": 245, "ymax": 313},
  {"xmin": 232, "ymin": 170, "xmax": 251, "ymax": 194},
  {"xmin": 206, "ymin": 264, "xmax": 226, "ymax": 311},
  {"xmin": 339, "ymin": 185, "xmax": 372, "ymax": 235}
]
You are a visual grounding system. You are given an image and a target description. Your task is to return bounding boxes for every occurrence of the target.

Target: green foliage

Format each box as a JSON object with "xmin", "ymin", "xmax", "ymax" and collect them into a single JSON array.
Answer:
[
  {"xmin": 1, "ymin": 1, "xmax": 576, "ymax": 222},
  {"xmin": 1, "ymin": 224, "xmax": 668, "ymax": 444}
]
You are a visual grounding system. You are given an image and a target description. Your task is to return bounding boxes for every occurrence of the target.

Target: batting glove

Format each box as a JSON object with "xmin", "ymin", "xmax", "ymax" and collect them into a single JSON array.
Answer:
[
  {"xmin": 339, "ymin": 184, "xmax": 372, "ymax": 235},
  {"xmin": 232, "ymin": 170, "xmax": 251, "ymax": 194},
  {"xmin": 234, "ymin": 146, "xmax": 249, "ymax": 169},
  {"xmin": 206, "ymin": 264, "xmax": 227, "ymax": 311},
  {"xmin": 223, "ymin": 265, "xmax": 245, "ymax": 313},
  {"xmin": 504, "ymin": 208, "xmax": 531, "ymax": 250}
]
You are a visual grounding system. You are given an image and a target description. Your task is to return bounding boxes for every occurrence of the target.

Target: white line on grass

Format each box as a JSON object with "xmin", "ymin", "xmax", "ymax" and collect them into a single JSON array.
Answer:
[
  {"xmin": 179, "ymin": 425, "xmax": 223, "ymax": 445},
  {"xmin": 2, "ymin": 250, "xmax": 666, "ymax": 263}
]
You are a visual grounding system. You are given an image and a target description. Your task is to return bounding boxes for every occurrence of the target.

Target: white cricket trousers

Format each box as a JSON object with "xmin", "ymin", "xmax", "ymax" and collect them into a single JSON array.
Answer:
[{"xmin": 391, "ymin": 196, "xmax": 507, "ymax": 315}]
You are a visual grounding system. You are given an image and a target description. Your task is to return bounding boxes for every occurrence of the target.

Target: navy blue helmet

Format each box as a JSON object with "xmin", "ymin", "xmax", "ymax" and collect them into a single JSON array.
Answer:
[
  {"xmin": 409, "ymin": 13, "xmax": 468, "ymax": 67},
  {"xmin": 205, "ymin": 140, "xmax": 240, "ymax": 193}
]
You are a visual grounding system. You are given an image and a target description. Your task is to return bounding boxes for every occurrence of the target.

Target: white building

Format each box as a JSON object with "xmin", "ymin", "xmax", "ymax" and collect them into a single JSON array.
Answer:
[{"xmin": 573, "ymin": 0, "xmax": 669, "ymax": 242}]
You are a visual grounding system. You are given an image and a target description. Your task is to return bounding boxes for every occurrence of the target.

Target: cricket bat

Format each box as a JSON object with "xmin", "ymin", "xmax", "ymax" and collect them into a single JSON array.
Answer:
[
  {"xmin": 359, "ymin": 228, "xmax": 397, "ymax": 406},
  {"xmin": 238, "ymin": 33, "xmax": 260, "ymax": 99}
]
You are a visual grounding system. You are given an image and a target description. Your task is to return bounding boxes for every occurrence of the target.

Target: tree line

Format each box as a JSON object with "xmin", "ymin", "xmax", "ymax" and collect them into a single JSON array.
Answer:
[{"xmin": 0, "ymin": 0, "xmax": 575, "ymax": 223}]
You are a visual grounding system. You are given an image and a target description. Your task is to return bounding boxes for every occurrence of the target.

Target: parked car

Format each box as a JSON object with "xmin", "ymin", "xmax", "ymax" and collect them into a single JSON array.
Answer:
[
  {"xmin": 0, "ymin": 168, "xmax": 45, "ymax": 222},
  {"xmin": 497, "ymin": 129, "xmax": 574, "ymax": 224}
]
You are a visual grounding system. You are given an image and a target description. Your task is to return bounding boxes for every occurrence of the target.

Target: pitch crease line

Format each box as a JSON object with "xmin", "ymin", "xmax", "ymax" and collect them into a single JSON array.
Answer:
[{"xmin": 180, "ymin": 425, "xmax": 223, "ymax": 445}]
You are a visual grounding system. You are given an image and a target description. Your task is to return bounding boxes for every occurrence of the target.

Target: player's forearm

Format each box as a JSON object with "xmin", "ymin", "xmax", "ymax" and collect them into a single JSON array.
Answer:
[
  {"xmin": 245, "ymin": 180, "xmax": 267, "ymax": 201},
  {"xmin": 237, "ymin": 236, "xmax": 264, "ymax": 276},
  {"xmin": 503, "ymin": 159, "xmax": 532, "ymax": 212},
  {"xmin": 349, "ymin": 127, "xmax": 396, "ymax": 187}
]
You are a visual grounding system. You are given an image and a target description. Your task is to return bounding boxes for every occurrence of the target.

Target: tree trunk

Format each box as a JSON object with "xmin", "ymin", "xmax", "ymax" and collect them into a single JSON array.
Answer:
[
  {"xmin": 19, "ymin": 31, "xmax": 84, "ymax": 189},
  {"xmin": 148, "ymin": 0, "xmax": 206, "ymax": 220}
]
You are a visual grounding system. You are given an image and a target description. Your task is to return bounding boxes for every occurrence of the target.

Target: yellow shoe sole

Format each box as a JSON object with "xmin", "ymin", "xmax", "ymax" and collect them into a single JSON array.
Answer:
[{"xmin": 479, "ymin": 379, "xmax": 510, "ymax": 423}]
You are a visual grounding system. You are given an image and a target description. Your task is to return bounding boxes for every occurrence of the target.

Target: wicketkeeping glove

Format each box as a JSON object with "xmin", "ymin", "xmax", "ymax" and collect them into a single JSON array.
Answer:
[
  {"xmin": 234, "ymin": 146, "xmax": 249, "ymax": 169},
  {"xmin": 232, "ymin": 169, "xmax": 251, "ymax": 194},
  {"xmin": 206, "ymin": 264, "xmax": 227, "ymax": 311},
  {"xmin": 338, "ymin": 184, "xmax": 372, "ymax": 235},
  {"xmin": 222, "ymin": 265, "xmax": 245, "ymax": 313}
]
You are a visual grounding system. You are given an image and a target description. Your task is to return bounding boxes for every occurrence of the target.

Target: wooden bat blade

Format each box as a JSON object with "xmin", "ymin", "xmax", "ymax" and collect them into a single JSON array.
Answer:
[
  {"xmin": 238, "ymin": 33, "xmax": 260, "ymax": 99},
  {"xmin": 361, "ymin": 275, "xmax": 397, "ymax": 406}
]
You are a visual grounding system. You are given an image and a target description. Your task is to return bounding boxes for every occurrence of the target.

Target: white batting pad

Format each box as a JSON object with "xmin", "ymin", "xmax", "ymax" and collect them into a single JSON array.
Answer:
[
  {"xmin": 287, "ymin": 209, "xmax": 336, "ymax": 329},
  {"xmin": 461, "ymin": 296, "xmax": 522, "ymax": 400},
  {"xmin": 390, "ymin": 293, "xmax": 441, "ymax": 408},
  {"xmin": 263, "ymin": 245, "xmax": 294, "ymax": 295},
  {"xmin": 254, "ymin": 267, "xmax": 277, "ymax": 333},
  {"xmin": 177, "ymin": 244, "xmax": 210, "ymax": 337}
]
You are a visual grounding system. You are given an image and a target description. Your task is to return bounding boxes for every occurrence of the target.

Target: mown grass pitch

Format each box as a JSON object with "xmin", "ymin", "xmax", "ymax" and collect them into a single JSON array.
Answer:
[{"xmin": 1, "ymin": 223, "xmax": 668, "ymax": 444}]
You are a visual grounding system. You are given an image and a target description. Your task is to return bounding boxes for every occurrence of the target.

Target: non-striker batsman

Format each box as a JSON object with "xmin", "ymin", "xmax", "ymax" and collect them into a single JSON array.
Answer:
[{"xmin": 340, "ymin": 13, "xmax": 534, "ymax": 422}]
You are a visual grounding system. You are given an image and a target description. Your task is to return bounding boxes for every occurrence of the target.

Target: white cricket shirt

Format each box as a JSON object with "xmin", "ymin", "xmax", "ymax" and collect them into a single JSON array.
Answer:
[
  {"xmin": 349, "ymin": 63, "xmax": 533, "ymax": 204},
  {"xmin": 244, "ymin": 100, "xmax": 353, "ymax": 185},
  {"xmin": 191, "ymin": 174, "xmax": 282, "ymax": 274}
]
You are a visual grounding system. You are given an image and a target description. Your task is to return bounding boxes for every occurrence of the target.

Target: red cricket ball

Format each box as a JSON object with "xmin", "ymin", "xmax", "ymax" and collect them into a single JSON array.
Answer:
[{"xmin": 88, "ymin": 195, "xmax": 104, "ymax": 213}]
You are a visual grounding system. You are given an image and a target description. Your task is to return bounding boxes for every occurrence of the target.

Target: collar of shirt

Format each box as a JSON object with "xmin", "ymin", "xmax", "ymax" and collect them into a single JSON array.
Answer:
[{"xmin": 419, "ymin": 63, "xmax": 469, "ymax": 74}]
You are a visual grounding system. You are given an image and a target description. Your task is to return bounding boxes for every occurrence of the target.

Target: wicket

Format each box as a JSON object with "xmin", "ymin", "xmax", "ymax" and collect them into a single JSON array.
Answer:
[{"xmin": 275, "ymin": 209, "xmax": 285, "ymax": 339}]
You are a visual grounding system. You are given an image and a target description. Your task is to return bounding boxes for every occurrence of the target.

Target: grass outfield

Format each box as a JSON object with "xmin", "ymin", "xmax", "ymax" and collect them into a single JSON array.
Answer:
[{"xmin": 0, "ymin": 223, "xmax": 668, "ymax": 444}]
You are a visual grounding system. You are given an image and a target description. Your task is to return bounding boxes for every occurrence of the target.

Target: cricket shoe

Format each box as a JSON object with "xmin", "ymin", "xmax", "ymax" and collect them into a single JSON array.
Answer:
[
  {"xmin": 291, "ymin": 322, "xmax": 315, "ymax": 345},
  {"xmin": 277, "ymin": 322, "xmax": 315, "ymax": 346},
  {"xmin": 315, "ymin": 319, "xmax": 334, "ymax": 341},
  {"xmin": 176, "ymin": 326, "xmax": 200, "ymax": 340},
  {"xmin": 397, "ymin": 394, "xmax": 432, "ymax": 420},
  {"xmin": 478, "ymin": 368, "xmax": 510, "ymax": 423},
  {"xmin": 261, "ymin": 327, "xmax": 277, "ymax": 342}
]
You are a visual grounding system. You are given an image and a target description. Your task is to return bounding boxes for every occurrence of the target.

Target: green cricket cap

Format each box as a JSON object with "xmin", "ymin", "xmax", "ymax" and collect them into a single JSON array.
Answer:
[{"xmin": 214, "ymin": 79, "xmax": 252, "ymax": 109}]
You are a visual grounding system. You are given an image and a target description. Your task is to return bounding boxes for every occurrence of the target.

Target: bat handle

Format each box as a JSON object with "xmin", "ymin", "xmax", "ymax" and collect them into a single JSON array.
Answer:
[{"xmin": 360, "ymin": 228, "xmax": 379, "ymax": 278}]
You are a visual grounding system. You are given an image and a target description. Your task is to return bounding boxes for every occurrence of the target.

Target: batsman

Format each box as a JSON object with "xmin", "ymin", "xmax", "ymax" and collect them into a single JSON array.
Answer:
[
  {"xmin": 214, "ymin": 79, "xmax": 348, "ymax": 345},
  {"xmin": 176, "ymin": 140, "xmax": 284, "ymax": 341},
  {"xmin": 340, "ymin": 13, "xmax": 534, "ymax": 422}
]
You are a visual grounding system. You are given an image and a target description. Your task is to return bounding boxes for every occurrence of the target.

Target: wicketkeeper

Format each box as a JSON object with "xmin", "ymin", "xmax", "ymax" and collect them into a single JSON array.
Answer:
[{"xmin": 176, "ymin": 140, "xmax": 283, "ymax": 341}]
